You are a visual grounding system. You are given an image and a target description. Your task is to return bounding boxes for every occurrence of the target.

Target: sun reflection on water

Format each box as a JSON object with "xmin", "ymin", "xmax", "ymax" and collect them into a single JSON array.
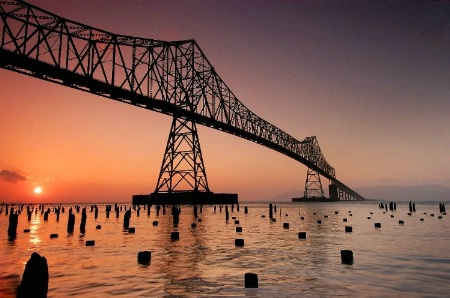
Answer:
[{"xmin": 29, "ymin": 215, "xmax": 41, "ymax": 246}]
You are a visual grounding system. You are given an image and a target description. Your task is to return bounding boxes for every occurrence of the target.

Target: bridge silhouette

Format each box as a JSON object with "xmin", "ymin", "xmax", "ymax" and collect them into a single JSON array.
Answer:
[{"xmin": 0, "ymin": 0, "xmax": 365, "ymax": 203}]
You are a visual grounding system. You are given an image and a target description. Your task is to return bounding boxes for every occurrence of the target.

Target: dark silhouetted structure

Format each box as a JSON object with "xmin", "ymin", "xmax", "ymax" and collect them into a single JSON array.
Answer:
[
  {"xmin": 123, "ymin": 210, "xmax": 131, "ymax": 229},
  {"xmin": 341, "ymin": 250, "xmax": 354, "ymax": 265},
  {"xmin": 0, "ymin": 0, "xmax": 364, "ymax": 204},
  {"xmin": 67, "ymin": 213, "xmax": 75, "ymax": 233},
  {"xmin": 8, "ymin": 211, "xmax": 18, "ymax": 240},
  {"xmin": 18, "ymin": 252, "xmax": 48, "ymax": 298},
  {"xmin": 138, "ymin": 251, "xmax": 151, "ymax": 265},
  {"xmin": 245, "ymin": 273, "xmax": 258, "ymax": 288},
  {"xmin": 80, "ymin": 208, "xmax": 87, "ymax": 233}
]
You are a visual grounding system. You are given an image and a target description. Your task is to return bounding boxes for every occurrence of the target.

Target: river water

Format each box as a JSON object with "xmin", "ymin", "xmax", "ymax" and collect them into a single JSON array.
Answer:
[{"xmin": 0, "ymin": 201, "xmax": 449, "ymax": 297}]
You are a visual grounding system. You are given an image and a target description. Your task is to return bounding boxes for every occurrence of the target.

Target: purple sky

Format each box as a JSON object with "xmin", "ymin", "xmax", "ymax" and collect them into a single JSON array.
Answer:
[{"xmin": 1, "ymin": 0, "xmax": 449, "ymax": 202}]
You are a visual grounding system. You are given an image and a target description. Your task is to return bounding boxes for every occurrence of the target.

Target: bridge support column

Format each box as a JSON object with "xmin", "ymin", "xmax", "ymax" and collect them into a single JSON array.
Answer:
[
  {"xmin": 134, "ymin": 116, "xmax": 238, "ymax": 205},
  {"xmin": 155, "ymin": 116, "xmax": 209, "ymax": 193},
  {"xmin": 329, "ymin": 184, "xmax": 339, "ymax": 200},
  {"xmin": 304, "ymin": 167, "xmax": 324, "ymax": 198}
]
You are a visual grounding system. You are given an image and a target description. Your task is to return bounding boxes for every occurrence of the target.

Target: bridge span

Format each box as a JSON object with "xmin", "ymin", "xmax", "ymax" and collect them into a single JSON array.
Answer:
[{"xmin": 0, "ymin": 0, "xmax": 365, "ymax": 202}]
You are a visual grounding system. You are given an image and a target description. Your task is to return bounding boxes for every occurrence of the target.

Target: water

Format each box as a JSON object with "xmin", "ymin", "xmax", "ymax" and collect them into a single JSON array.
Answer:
[{"xmin": 1, "ymin": 201, "xmax": 449, "ymax": 297}]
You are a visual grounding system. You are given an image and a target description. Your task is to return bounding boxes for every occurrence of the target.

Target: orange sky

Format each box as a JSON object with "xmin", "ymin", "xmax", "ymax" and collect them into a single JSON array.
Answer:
[{"xmin": 1, "ymin": 1, "xmax": 450, "ymax": 203}]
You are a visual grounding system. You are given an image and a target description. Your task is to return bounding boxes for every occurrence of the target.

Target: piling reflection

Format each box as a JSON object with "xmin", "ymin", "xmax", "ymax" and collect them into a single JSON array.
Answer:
[{"xmin": 154, "ymin": 206, "xmax": 208, "ymax": 296}]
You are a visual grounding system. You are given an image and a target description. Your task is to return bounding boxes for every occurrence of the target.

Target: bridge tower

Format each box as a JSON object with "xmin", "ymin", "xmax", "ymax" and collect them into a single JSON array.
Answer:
[
  {"xmin": 140, "ymin": 116, "xmax": 238, "ymax": 205},
  {"xmin": 304, "ymin": 167, "xmax": 324, "ymax": 198},
  {"xmin": 155, "ymin": 116, "xmax": 210, "ymax": 193}
]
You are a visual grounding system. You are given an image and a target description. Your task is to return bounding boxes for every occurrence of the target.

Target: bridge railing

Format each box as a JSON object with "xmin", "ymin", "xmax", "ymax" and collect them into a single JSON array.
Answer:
[{"xmin": 0, "ymin": 0, "xmax": 364, "ymax": 196}]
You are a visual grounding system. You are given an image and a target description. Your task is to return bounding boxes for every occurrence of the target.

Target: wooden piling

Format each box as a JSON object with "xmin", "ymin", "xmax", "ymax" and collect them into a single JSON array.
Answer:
[
  {"xmin": 17, "ymin": 252, "xmax": 48, "ymax": 298},
  {"xmin": 123, "ymin": 210, "xmax": 131, "ymax": 229},
  {"xmin": 138, "ymin": 251, "xmax": 151, "ymax": 265},
  {"xmin": 171, "ymin": 232, "xmax": 179, "ymax": 241},
  {"xmin": 8, "ymin": 212, "xmax": 18, "ymax": 239},
  {"xmin": 67, "ymin": 213, "xmax": 75, "ymax": 233},
  {"xmin": 80, "ymin": 207, "xmax": 87, "ymax": 234},
  {"xmin": 244, "ymin": 273, "xmax": 258, "ymax": 288},
  {"xmin": 341, "ymin": 249, "xmax": 353, "ymax": 264},
  {"xmin": 235, "ymin": 239, "xmax": 244, "ymax": 247}
]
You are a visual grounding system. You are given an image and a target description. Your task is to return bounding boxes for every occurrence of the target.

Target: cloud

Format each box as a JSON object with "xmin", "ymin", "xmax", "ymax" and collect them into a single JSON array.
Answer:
[
  {"xmin": 45, "ymin": 177, "xmax": 57, "ymax": 183},
  {"xmin": 0, "ymin": 170, "xmax": 27, "ymax": 183}
]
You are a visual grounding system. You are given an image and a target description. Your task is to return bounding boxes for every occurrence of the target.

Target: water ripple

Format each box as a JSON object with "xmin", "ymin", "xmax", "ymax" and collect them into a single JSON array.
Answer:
[{"xmin": 0, "ymin": 201, "xmax": 449, "ymax": 297}]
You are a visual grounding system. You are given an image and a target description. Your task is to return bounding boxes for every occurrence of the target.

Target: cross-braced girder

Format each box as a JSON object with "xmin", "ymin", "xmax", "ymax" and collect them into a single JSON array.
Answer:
[
  {"xmin": 304, "ymin": 167, "xmax": 324, "ymax": 198},
  {"xmin": 0, "ymin": 0, "xmax": 365, "ymax": 200},
  {"xmin": 155, "ymin": 117, "xmax": 209, "ymax": 193}
]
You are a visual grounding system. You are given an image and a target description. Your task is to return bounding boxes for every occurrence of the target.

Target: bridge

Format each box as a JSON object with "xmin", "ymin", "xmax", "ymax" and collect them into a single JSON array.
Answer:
[{"xmin": 0, "ymin": 0, "xmax": 365, "ymax": 203}]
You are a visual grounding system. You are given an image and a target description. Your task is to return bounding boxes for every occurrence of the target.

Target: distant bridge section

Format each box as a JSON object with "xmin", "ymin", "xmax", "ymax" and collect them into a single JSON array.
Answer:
[{"xmin": 0, "ymin": 0, "xmax": 365, "ymax": 201}]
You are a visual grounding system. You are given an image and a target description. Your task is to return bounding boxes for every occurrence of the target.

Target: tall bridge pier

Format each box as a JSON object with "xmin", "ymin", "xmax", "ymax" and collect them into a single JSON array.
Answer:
[
  {"xmin": 132, "ymin": 116, "xmax": 238, "ymax": 205},
  {"xmin": 292, "ymin": 166, "xmax": 365, "ymax": 202}
]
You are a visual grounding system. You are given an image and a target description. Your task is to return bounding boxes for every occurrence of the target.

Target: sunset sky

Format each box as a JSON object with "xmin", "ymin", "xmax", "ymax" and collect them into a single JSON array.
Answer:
[{"xmin": 1, "ymin": 0, "xmax": 449, "ymax": 203}]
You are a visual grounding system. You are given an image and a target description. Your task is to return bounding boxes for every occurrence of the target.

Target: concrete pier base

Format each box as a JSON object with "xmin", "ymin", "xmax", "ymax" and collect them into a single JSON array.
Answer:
[{"xmin": 132, "ymin": 191, "xmax": 238, "ymax": 205}]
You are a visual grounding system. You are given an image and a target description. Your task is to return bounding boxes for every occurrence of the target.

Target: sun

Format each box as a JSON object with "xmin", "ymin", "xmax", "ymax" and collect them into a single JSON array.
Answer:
[{"xmin": 34, "ymin": 186, "xmax": 42, "ymax": 194}]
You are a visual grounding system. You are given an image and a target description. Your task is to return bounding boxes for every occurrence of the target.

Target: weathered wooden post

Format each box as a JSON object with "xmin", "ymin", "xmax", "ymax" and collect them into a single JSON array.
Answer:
[
  {"xmin": 8, "ymin": 211, "xmax": 18, "ymax": 239},
  {"xmin": 123, "ymin": 209, "xmax": 131, "ymax": 229},
  {"xmin": 194, "ymin": 205, "xmax": 198, "ymax": 218},
  {"xmin": 173, "ymin": 205, "xmax": 180, "ymax": 225},
  {"xmin": 80, "ymin": 208, "xmax": 87, "ymax": 233},
  {"xmin": 341, "ymin": 250, "xmax": 353, "ymax": 264},
  {"xmin": 67, "ymin": 212, "xmax": 75, "ymax": 233},
  {"xmin": 17, "ymin": 252, "xmax": 48, "ymax": 298},
  {"xmin": 138, "ymin": 251, "xmax": 151, "ymax": 265},
  {"xmin": 244, "ymin": 273, "xmax": 258, "ymax": 288}
]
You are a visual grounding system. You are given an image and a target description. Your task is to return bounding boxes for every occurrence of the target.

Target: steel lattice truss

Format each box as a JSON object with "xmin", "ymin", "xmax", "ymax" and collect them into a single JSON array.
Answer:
[
  {"xmin": 304, "ymin": 167, "xmax": 325, "ymax": 198},
  {"xmin": 0, "ymin": 0, "xmax": 365, "ymax": 200},
  {"xmin": 155, "ymin": 117, "xmax": 209, "ymax": 193}
]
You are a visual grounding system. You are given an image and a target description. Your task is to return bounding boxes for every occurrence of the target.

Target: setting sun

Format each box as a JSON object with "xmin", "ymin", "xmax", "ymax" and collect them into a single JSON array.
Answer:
[{"xmin": 34, "ymin": 186, "xmax": 42, "ymax": 194}]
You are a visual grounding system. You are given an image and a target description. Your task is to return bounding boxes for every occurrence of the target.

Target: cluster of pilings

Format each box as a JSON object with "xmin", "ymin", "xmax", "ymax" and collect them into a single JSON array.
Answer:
[
  {"xmin": 268, "ymin": 200, "xmax": 449, "ymax": 265},
  {"xmin": 378, "ymin": 201, "xmax": 398, "ymax": 212},
  {"xmin": 3, "ymin": 202, "xmax": 249, "ymax": 242},
  {"xmin": 2, "ymin": 200, "xmax": 448, "ymax": 293},
  {"xmin": 1, "ymin": 202, "xmax": 143, "ymax": 242}
]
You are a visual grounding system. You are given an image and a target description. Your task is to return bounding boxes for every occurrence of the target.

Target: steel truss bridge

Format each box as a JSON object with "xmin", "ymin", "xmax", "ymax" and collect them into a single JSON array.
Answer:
[{"xmin": 0, "ymin": 0, "xmax": 365, "ymax": 201}]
